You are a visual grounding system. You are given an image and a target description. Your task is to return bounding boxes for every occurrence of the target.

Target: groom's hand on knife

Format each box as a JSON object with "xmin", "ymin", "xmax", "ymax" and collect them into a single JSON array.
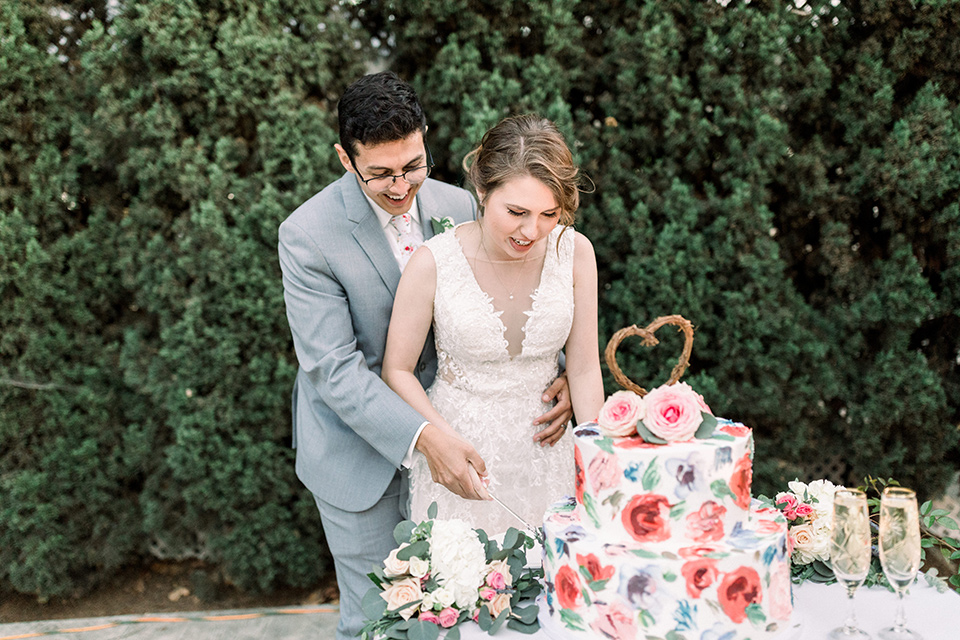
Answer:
[
  {"xmin": 533, "ymin": 373, "xmax": 574, "ymax": 447},
  {"xmin": 415, "ymin": 423, "xmax": 491, "ymax": 501}
]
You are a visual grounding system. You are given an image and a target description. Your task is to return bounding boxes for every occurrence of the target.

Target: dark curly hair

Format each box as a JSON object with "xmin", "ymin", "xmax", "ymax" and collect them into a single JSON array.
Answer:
[{"xmin": 337, "ymin": 71, "xmax": 426, "ymax": 158}]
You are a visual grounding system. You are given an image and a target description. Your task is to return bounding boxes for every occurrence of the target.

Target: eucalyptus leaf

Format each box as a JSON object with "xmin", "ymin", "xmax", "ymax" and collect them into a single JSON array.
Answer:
[
  {"xmin": 394, "ymin": 520, "xmax": 416, "ymax": 545},
  {"xmin": 636, "ymin": 420, "xmax": 668, "ymax": 445},
  {"xmin": 477, "ymin": 606, "xmax": 493, "ymax": 631},
  {"xmin": 503, "ymin": 527, "xmax": 519, "ymax": 549},
  {"xmin": 397, "ymin": 540, "xmax": 429, "ymax": 561},
  {"xmin": 361, "ymin": 587, "xmax": 388, "ymax": 620},
  {"xmin": 489, "ymin": 608, "xmax": 509, "ymax": 634},
  {"xmin": 427, "ymin": 501, "xmax": 438, "ymax": 520},
  {"xmin": 695, "ymin": 412, "xmax": 717, "ymax": 439},
  {"xmin": 506, "ymin": 618, "xmax": 540, "ymax": 634},
  {"xmin": 407, "ymin": 619, "xmax": 440, "ymax": 640},
  {"xmin": 512, "ymin": 604, "xmax": 540, "ymax": 624}
]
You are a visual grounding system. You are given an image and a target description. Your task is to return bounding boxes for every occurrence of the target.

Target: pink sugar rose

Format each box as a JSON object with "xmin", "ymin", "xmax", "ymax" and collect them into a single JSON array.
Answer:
[
  {"xmin": 438, "ymin": 607, "xmax": 459, "ymax": 628},
  {"xmin": 642, "ymin": 382, "xmax": 704, "ymax": 442},
  {"xmin": 419, "ymin": 610, "xmax": 441, "ymax": 625},
  {"xmin": 597, "ymin": 390, "xmax": 645, "ymax": 437},
  {"xmin": 696, "ymin": 392, "xmax": 713, "ymax": 415},
  {"xmin": 588, "ymin": 451, "xmax": 622, "ymax": 491},
  {"xmin": 479, "ymin": 587, "xmax": 495, "ymax": 600}
]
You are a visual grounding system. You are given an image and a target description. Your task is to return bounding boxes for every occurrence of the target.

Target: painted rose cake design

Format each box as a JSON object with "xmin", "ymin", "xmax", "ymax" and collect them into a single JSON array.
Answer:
[{"xmin": 541, "ymin": 392, "xmax": 792, "ymax": 639}]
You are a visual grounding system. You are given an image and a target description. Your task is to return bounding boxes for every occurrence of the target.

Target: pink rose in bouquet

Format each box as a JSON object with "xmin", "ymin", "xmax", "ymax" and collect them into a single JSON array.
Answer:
[
  {"xmin": 597, "ymin": 390, "xmax": 645, "ymax": 437},
  {"xmin": 419, "ymin": 610, "xmax": 441, "ymax": 625},
  {"xmin": 485, "ymin": 571, "xmax": 506, "ymax": 590},
  {"xmin": 642, "ymin": 382, "xmax": 704, "ymax": 442},
  {"xmin": 438, "ymin": 607, "xmax": 459, "ymax": 628}
]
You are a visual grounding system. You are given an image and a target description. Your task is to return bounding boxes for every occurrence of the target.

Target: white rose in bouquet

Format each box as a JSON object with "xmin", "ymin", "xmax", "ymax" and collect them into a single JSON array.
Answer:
[
  {"xmin": 382, "ymin": 543, "xmax": 411, "ymax": 577},
  {"xmin": 408, "ymin": 555, "xmax": 430, "ymax": 578}
]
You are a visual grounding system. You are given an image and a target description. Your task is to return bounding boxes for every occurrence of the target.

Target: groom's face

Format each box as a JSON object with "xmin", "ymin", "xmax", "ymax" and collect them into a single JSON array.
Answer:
[{"xmin": 335, "ymin": 131, "xmax": 427, "ymax": 216}]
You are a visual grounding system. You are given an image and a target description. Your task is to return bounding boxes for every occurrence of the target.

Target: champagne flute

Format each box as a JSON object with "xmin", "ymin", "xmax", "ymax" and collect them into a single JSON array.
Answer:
[
  {"xmin": 878, "ymin": 487, "xmax": 923, "ymax": 640},
  {"xmin": 829, "ymin": 488, "xmax": 873, "ymax": 639}
]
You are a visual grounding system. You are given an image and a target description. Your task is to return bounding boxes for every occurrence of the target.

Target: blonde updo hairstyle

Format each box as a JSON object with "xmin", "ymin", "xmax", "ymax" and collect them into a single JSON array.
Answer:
[{"xmin": 463, "ymin": 115, "xmax": 581, "ymax": 228}]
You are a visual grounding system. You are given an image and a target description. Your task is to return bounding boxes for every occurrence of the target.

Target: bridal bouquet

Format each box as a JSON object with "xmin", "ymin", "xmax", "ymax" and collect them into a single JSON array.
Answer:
[{"xmin": 360, "ymin": 503, "xmax": 543, "ymax": 640}]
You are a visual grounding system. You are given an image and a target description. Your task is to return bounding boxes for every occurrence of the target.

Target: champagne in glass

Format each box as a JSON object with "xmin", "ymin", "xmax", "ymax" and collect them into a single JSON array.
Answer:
[
  {"xmin": 878, "ymin": 487, "xmax": 923, "ymax": 640},
  {"xmin": 828, "ymin": 488, "xmax": 873, "ymax": 639}
]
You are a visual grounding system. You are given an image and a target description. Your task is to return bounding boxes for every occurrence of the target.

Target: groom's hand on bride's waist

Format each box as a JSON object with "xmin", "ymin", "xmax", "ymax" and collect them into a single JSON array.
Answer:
[
  {"xmin": 415, "ymin": 423, "xmax": 490, "ymax": 501},
  {"xmin": 533, "ymin": 374, "xmax": 573, "ymax": 447}
]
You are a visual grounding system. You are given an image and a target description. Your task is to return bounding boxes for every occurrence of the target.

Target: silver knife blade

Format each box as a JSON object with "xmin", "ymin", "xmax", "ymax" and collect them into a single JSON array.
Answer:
[{"xmin": 488, "ymin": 492, "xmax": 544, "ymax": 544}]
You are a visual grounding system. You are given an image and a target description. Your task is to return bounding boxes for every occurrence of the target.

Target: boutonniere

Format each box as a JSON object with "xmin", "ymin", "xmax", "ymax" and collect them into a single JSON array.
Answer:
[{"xmin": 430, "ymin": 216, "xmax": 454, "ymax": 234}]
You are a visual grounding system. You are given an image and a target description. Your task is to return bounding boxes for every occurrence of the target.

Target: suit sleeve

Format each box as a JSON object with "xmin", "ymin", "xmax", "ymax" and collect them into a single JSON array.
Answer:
[{"xmin": 278, "ymin": 218, "xmax": 425, "ymax": 469}]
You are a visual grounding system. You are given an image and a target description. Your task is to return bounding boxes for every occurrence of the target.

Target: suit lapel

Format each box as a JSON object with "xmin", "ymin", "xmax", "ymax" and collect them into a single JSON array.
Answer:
[
  {"xmin": 419, "ymin": 183, "xmax": 437, "ymax": 241},
  {"xmin": 343, "ymin": 175, "xmax": 402, "ymax": 296}
]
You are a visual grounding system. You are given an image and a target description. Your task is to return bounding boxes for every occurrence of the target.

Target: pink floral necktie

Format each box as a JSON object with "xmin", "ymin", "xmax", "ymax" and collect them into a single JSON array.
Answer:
[{"xmin": 389, "ymin": 213, "xmax": 420, "ymax": 270}]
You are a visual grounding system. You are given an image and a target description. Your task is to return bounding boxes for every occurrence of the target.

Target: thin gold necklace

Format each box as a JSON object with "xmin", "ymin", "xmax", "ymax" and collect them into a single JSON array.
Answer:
[{"xmin": 478, "ymin": 229, "xmax": 530, "ymax": 300}]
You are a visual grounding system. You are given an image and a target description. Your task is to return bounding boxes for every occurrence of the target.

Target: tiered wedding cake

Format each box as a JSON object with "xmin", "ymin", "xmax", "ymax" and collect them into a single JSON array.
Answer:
[{"xmin": 540, "ymin": 317, "xmax": 793, "ymax": 639}]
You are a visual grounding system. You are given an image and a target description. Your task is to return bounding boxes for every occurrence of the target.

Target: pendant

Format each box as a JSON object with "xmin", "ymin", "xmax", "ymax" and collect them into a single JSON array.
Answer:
[{"xmin": 509, "ymin": 294, "xmax": 514, "ymax": 300}]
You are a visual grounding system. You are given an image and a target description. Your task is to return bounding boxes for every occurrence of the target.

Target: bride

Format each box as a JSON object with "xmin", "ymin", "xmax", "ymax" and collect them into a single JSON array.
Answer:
[{"xmin": 382, "ymin": 115, "xmax": 604, "ymax": 536}]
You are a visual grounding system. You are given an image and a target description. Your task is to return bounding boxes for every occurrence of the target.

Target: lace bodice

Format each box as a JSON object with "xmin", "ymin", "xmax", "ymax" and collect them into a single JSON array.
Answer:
[{"xmin": 409, "ymin": 225, "xmax": 576, "ymax": 536}]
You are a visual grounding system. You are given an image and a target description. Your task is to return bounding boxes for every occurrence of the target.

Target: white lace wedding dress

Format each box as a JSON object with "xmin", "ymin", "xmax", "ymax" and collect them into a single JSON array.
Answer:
[{"xmin": 409, "ymin": 224, "xmax": 575, "ymax": 537}]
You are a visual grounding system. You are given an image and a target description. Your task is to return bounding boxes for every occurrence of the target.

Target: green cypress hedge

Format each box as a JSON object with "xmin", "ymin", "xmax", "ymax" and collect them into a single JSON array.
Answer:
[
  {"xmin": 1, "ymin": 0, "xmax": 957, "ymax": 599},
  {"xmin": 1, "ymin": 0, "xmax": 368, "ymax": 598}
]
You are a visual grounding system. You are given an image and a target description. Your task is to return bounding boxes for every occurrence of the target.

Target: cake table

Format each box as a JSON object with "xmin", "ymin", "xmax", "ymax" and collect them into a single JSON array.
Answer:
[{"xmin": 455, "ymin": 580, "xmax": 959, "ymax": 639}]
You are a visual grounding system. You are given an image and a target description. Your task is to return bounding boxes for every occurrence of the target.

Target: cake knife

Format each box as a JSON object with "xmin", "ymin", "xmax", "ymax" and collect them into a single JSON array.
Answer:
[
  {"xmin": 468, "ymin": 464, "xmax": 543, "ymax": 544},
  {"xmin": 488, "ymin": 492, "xmax": 544, "ymax": 545}
]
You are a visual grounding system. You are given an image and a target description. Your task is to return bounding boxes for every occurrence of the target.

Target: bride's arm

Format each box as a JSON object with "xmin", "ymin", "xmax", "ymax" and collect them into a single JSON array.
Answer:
[
  {"xmin": 564, "ymin": 231, "xmax": 605, "ymax": 425},
  {"xmin": 382, "ymin": 246, "xmax": 489, "ymax": 500}
]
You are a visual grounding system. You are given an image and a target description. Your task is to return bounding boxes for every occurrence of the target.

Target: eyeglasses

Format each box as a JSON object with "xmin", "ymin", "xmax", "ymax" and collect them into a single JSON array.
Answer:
[{"xmin": 349, "ymin": 144, "xmax": 434, "ymax": 193}]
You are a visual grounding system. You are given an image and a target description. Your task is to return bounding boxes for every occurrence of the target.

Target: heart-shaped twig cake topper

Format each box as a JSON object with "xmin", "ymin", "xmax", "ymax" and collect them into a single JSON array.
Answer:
[{"xmin": 604, "ymin": 315, "xmax": 694, "ymax": 397}]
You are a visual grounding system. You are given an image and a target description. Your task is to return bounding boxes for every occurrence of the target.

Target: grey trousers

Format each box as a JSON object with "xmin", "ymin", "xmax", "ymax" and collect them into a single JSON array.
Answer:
[{"xmin": 313, "ymin": 471, "xmax": 405, "ymax": 639}]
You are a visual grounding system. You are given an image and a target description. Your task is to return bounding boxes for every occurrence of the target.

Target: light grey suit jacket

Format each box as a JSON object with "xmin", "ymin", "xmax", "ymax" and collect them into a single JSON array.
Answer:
[{"xmin": 278, "ymin": 173, "xmax": 477, "ymax": 512}]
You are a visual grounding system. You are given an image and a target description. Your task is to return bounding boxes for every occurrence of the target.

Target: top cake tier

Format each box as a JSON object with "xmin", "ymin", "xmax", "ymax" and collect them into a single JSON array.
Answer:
[{"xmin": 573, "ymin": 418, "xmax": 754, "ymax": 547}]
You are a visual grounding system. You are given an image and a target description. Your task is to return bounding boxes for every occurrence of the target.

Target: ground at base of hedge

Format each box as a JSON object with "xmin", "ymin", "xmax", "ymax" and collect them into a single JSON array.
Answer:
[{"xmin": 0, "ymin": 560, "xmax": 339, "ymax": 623}]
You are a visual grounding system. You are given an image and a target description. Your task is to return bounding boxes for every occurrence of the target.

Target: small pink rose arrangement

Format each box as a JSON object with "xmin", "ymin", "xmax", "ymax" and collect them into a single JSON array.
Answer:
[
  {"xmin": 361, "ymin": 503, "xmax": 542, "ymax": 639},
  {"xmin": 760, "ymin": 478, "xmax": 842, "ymax": 584},
  {"xmin": 596, "ymin": 382, "xmax": 717, "ymax": 444}
]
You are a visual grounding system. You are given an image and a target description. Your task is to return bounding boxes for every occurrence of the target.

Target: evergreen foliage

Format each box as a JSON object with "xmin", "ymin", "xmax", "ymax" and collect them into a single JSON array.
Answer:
[
  {"xmin": 1, "ymin": 0, "xmax": 958, "ymax": 599},
  {"xmin": 362, "ymin": 0, "xmax": 959, "ymax": 494},
  {"xmin": 2, "ymin": 0, "xmax": 367, "ymax": 597}
]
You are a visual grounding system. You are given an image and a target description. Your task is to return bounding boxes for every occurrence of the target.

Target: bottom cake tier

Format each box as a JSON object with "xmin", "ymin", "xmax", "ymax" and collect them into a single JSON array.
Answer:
[{"xmin": 542, "ymin": 497, "xmax": 793, "ymax": 640}]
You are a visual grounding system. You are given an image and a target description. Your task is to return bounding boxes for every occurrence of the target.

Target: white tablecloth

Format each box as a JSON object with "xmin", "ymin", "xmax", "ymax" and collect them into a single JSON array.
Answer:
[{"xmin": 457, "ymin": 579, "xmax": 959, "ymax": 639}]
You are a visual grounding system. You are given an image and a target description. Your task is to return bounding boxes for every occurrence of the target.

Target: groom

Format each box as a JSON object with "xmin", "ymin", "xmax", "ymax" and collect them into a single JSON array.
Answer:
[{"xmin": 278, "ymin": 72, "xmax": 572, "ymax": 639}]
